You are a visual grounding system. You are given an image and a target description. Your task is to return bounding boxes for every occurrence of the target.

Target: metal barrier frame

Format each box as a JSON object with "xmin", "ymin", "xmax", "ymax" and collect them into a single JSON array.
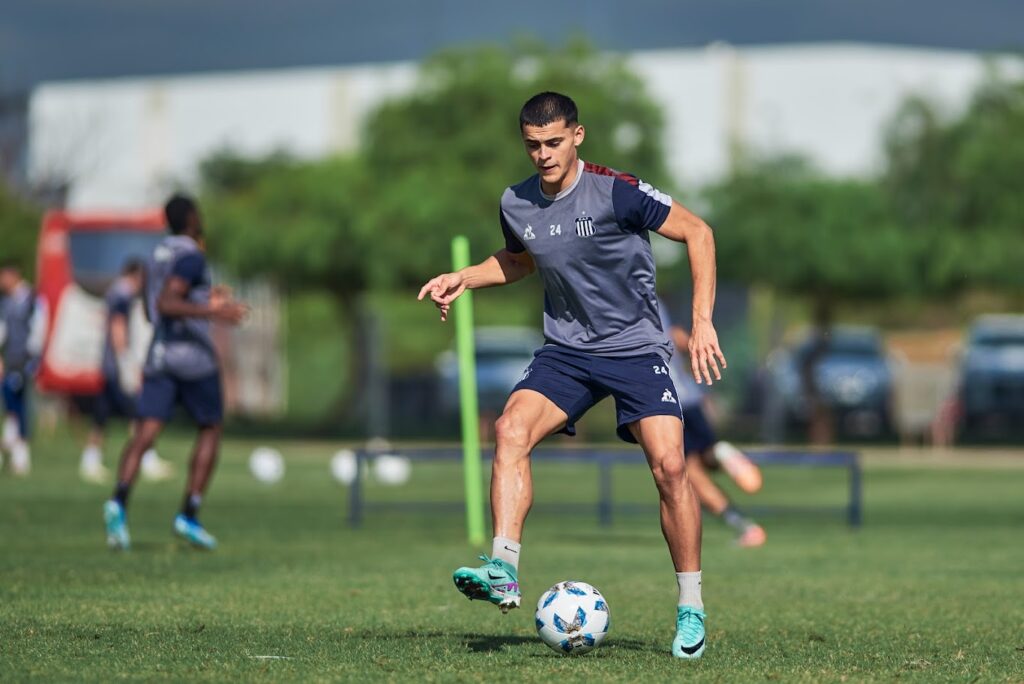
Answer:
[{"xmin": 348, "ymin": 448, "xmax": 862, "ymax": 528}]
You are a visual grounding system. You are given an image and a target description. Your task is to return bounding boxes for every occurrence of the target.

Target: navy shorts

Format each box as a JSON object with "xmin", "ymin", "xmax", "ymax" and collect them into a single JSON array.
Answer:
[
  {"xmin": 512, "ymin": 346, "xmax": 682, "ymax": 443},
  {"xmin": 137, "ymin": 372, "xmax": 223, "ymax": 426},
  {"xmin": 681, "ymin": 405, "xmax": 717, "ymax": 457},
  {"xmin": 92, "ymin": 377, "xmax": 138, "ymax": 428},
  {"xmin": 2, "ymin": 372, "xmax": 30, "ymax": 438}
]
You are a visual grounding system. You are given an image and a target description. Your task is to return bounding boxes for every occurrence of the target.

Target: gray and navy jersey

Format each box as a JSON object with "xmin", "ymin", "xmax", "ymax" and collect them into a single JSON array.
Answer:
[
  {"xmin": 0, "ymin": 283, "xmax": 38, "ymax": 373},
  {"xmin": 500, "ymin": 160, "xmax": 674, "ymax": 359},
  {"xmin": 143, "ymin": 235, "xmax": 219, "ymax": 380},
  {"xmin": 100, "ymin": 277, "xmax": 135, "ymax": 381}
]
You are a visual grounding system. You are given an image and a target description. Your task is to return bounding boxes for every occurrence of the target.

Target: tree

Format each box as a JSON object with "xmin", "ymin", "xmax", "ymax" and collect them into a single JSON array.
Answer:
[
  {"xmin": 883, "ymin": 72, "xmax": 1024, "ymax": 293},
  {"xmin": 0, "ymin": 183, "xmax": 42, "ymax": 277}
]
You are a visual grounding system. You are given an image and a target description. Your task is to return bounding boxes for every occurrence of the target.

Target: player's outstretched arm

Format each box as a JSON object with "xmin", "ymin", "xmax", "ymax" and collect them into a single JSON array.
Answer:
[
  {"xmin": 157, "ymin": 278, "xmax": 248, "ymax": 326},
  {"xmin": 417, "ymin": 249, "xmax": 534, "ymax": 322},
  {"xmin": 656, "ymin": 201, "xmax": 727, "ymax": 385}
]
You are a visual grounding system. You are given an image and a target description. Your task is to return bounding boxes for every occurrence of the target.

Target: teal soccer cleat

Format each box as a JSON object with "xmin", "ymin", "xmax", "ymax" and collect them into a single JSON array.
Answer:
[
  {"xmin": 673, "ymin": 605, "xmax": 706, "ymax": 659},
  {"xmin": 173, "ymin": 514, "xmax": 218, "ymax": 550},
  {"xmin": 452, "ymin": 555, "xmax": 521, "ymax": 613},
  {"xmin": 103, "ymin": 500, "xmax": 130, "ymax": 550}
]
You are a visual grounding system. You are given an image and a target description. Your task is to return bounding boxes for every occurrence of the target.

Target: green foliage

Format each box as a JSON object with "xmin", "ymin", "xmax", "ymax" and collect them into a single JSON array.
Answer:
[
  {"xmin": 707, "ymin": 158, "xmax": 913, "ymax": 301},
  {"xmin": 708, "ymin": 73, "xmax": 1024, "ymax": 303},
  {"xmin": 884, "ymin": 72, "xmax": 1024, "ymax": 292},
  {"xmin": 202, "ymin": 39, "xmax": 669, "ymax": 295},
  {"xmin": 202, "ymin": 153, "xmax": 373, "ymax": 295},
  {"xmin": 0, "ymin": 183, "xmax": 42, "ymax": 278}
]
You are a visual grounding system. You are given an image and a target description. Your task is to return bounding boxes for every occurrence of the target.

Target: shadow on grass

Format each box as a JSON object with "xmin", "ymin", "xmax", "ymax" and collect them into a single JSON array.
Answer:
[
  {"xmin": 343, "ymin": 629, "xmax": 649, "ymax": 655},
  {"xmin": 463, "ymin": 633, "xmax": 649, "ymax": 654}
]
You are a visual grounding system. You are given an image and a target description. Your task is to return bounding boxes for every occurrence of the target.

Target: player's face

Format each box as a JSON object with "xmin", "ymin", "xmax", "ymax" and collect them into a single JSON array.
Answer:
[
  {"xmin": 522, "ymin": 120, "xmax": 585, "ymax": 191},
  {"xmin": 0, "ymin": 269, "xmax": 17, "ymax": 293}
]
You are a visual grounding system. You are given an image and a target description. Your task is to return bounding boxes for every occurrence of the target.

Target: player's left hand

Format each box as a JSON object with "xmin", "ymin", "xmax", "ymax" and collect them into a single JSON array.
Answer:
[{"xmin": 689, "ymin": 318, "xmax": 727, "ymax": 385}]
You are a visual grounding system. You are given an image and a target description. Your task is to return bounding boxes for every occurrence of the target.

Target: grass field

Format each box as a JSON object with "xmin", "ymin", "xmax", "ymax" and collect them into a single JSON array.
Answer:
[{"xmin": 2, "ymin": 430, "xmax": 1023, "ymax": 682}]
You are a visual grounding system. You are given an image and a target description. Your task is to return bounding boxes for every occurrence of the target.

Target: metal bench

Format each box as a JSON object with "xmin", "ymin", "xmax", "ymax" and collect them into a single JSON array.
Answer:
[{"xmin": 347, "ymin": 448, "xmax": 862, "ymax": 528}]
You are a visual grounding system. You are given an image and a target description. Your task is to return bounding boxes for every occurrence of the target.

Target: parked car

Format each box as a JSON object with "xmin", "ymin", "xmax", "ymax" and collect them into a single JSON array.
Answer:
[
  {"xmin": 958, "ymin": 315, "xmax": 1024, "ymax": 433},
  {"xmin": 436, "ymin": 326, "xmax": 543, "ymax": 415},
  {"xmin": 764, "ymin": 325, "xmax": 894, "ymax": 437}
]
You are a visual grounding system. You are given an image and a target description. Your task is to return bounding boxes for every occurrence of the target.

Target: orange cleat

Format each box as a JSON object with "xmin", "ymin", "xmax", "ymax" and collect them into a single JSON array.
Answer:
[
  {"xmin": 713, "ymin": 441, "xmax": 763, "ymax": 493},
  {"xmin": 736, "ymin": 524, "xmax": 767, "ymax": 548}
]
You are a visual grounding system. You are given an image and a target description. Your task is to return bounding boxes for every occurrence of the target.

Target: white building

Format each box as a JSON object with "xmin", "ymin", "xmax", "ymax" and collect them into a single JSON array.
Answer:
[{"xmin": 28, "ymin": 43, "xmax": 1021, "ymax": 209}]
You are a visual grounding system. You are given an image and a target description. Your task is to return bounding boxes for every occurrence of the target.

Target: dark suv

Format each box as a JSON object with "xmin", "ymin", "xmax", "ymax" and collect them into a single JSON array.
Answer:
[
  {"xmin": 765, "ymin": 326, "xmax": 894, "ymax": 437},
  {"xmin": 959, "ymin": 315, "xmax": 1024, "ymax": 433}
]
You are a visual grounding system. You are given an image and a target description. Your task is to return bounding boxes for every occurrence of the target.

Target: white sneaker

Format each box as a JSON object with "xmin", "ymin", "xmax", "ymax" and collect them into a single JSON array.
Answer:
[
  {"xmin": 80, "ymin": 459, "xmax": 110, "ymax": 484},
  {"xmin": 141, "ymin": 451, "xmax": 173, "ymax": 481}
]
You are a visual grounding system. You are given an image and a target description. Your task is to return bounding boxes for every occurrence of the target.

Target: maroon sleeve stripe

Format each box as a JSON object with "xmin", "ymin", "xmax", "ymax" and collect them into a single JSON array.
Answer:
[{"xmin": 583, "ymin": 161, "xmax": 639, "ymax": 187}]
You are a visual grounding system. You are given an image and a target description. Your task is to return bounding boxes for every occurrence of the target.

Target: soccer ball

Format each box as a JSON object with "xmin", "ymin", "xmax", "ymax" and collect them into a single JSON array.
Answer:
[
  {"xmin": 330, "ymin": 449, "xmax": 359, "ymax": 484},
  {"xmin": 249, "ymin": 446, "xmax": 284, "ymax": 484},
  {"xmin": 373, "ymin": 454, "xmax": 411, "ymax": 485},
  {"xmin": 534, "ymin": 581, "xmax": 610, "ymax": 655}
]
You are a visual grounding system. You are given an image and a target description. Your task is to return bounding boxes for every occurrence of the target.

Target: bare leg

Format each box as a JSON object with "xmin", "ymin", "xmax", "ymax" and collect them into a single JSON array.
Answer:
[
  {"xmin": 116, "ymin": 418, "xmax": 164, "ymax": 487},
  {"xmin": 685, "ymin": 453, "xmax": 729, "ymax": 516},
  {"xmin": 628, "ymin": 415, "xmax": 702, "ymax": 572},
  {"xmin": 491, "ymin": 390, "xmax": 569, "ymax": 542},
  {"xmin": 185, "ymin": 425, "xmax": 222, "ymax": 497}
]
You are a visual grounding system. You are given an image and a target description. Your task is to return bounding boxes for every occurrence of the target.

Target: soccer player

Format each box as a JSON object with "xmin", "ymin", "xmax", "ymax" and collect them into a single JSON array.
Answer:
[
  {"xmin": 418, "ymin": 92, "xmax": 726, "ymax": 659},
  {"xmin": 0, "ymin": 261, "xmax": 45, "ymax": 476},
  {"xmin": 79, "ymin": 259, "xmax": 173, "ymax": 483},
  {"xmin": 659, "ymin": 300, "xmax": 766, "ymax": 548},
  {"xmin": 103, "ymin": 194, "xmax": 247, "ymax": 550}
]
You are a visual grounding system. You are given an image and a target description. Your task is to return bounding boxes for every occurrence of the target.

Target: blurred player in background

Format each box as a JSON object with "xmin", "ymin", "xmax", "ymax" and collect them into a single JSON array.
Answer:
[
  {"xmin": 79, "ymin": 258, "xmax": 173, "ymax": 483},
  {"xmin": 659, "ymin": 298, "xmax": 766, "ymax": 548},
  {"xmin": 0, "ymin": 261, "xmax": 46, "ymax": 476},
  {"xmin": 103, "ymin": 194, "xmax": 247, "ymax": 550},
  {"xmin": 419, "ymin": 92, "xmax": 723, "ymax": 659}
]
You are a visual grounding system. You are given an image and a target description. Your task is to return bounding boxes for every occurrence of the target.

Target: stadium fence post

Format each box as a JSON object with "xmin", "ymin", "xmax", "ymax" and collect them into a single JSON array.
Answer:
[{"xmin": 452, "ymin": 236, "xmax": 486, "ymax": 545}]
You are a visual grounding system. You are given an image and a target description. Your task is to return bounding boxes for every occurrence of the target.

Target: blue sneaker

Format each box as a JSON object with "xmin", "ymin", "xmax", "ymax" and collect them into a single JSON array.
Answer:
[
  {"xmin": 672, "ymin": 605, "xmax": 706, "ymax": 658},
  {"xmin": 173, "ymin": 514, "xmax": 217, "ymax": 550},
  {"xmin": 452, "ymin": 555, "xmax": 521, "ymax": 613},
  {"xmin": 104, "ymin": 500, "xmax": 130, "ymax": 550}
]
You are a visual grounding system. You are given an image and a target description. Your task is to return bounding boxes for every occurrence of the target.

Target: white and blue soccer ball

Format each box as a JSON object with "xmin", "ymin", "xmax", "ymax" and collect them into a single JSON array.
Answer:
[{"xmin": 534, "ymin": 580, "xmax": 610, "ymax": 655}]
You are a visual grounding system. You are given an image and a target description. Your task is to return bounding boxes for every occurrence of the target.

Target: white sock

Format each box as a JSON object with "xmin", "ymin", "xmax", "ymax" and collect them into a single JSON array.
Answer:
[
  {"xmin": 492, "ymin": 536, "xmax": 521, "ymax": 570},
  {"xmin": 81, "ymin": 445, "xmax": 103, "ymax": 468},
  {"xmin": 676, "ymin": 571, "xmax": 703, "ymax": 610},
  {"xmin": 2, "ymin": 416, "xmax": 17, "ymax": 450},
  {"xmin": 11, "ymin": 440, "xmax": 31, "ymax": 472}
]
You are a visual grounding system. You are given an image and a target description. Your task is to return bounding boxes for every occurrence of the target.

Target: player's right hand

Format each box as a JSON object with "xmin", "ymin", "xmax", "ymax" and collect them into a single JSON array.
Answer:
[
  {"xmin": 417, "ymin": 272, "xmax": 466, "ymax": 322},
  {"xmin": 211, "ymin": 298, "xmax": 249, "ymax": 325}
]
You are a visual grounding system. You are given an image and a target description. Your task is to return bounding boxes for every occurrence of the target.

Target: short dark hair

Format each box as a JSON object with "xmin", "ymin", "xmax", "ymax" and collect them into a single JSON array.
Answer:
[
  {"xmin": 0, "ymin": 258, "xmax": 20, "ymax": 273},
  {"xmin": 164, "ymin": 193, "xmax": 198, "ymax": 234},
  {"xmin": 121, "ymin": 257, "xmax": 145, "ymax": 276},
  {"xmin": 519, "ymin": 92, "xmax": 578, "ymax": 129}
]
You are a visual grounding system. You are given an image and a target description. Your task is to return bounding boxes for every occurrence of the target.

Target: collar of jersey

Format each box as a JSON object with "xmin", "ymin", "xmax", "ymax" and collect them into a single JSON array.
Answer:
[{"xmin": 539, "ymin": 159, "xmax": 585, "ymax": 202}]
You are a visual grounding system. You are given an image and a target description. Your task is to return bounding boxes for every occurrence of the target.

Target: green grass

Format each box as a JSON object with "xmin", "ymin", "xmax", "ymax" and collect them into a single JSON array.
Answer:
[{"xmin": 2, "ymin": 432, "xmax": 1023, "ymax": 682}]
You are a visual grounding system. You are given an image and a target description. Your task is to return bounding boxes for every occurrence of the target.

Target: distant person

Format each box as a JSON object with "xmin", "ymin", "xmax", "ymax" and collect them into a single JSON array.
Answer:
[
  {"xmin": 659, "ymin": 299, "xmax": 766, "ymax": 548},
  {"xmin": 418, "ymin": 92, "xmax": 725, "ymax": 659},
  {"xmin": 103, "ymin": 194, "xmax": 247, "ymax": 550},
  {"xmin": 79, "ymin": 258, "xmax": 173, "ymax": 484},
  {"xmin": 0, "ymin": 261, "xmax": 46, "ymax": 476}
]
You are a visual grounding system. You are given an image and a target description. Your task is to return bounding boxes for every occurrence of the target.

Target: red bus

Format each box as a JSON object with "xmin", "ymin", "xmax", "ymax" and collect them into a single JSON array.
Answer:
[{"xmin": 35, "ymin": 210, "xmax": 165, "ymax": 396}]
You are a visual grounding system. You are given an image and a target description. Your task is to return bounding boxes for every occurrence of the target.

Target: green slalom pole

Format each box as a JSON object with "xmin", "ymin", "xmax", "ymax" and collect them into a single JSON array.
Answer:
[{"xmin": 451, "ymin": 236, "xmax": 486, "ymax": 546}]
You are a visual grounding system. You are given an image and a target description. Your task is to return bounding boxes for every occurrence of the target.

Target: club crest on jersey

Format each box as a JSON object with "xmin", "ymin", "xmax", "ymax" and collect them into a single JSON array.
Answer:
[
  {"xmin": 575, "ymin": 213, "xmax": 595, "ymax": 238},
  {"xmin": 524, "ymin": 224, "xmax": 536, "ymax": 240}
]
